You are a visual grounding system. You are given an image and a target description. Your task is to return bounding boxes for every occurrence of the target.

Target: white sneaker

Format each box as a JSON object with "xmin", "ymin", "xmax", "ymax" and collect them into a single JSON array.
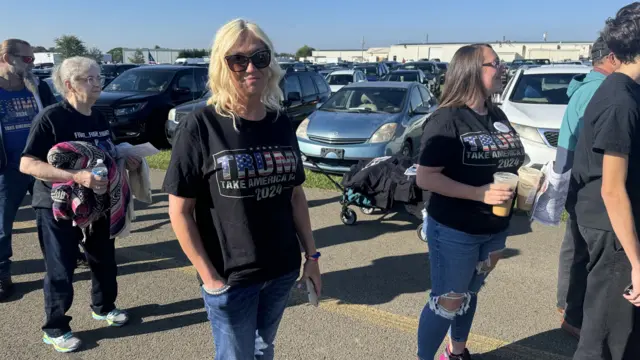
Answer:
[
  {"xmin": 43, "ymin": 332, "xmax": 82, "ymax": 353},
  {"xmin": 92, "ymin": 308, "xmax": 129, "ymax": 327}
]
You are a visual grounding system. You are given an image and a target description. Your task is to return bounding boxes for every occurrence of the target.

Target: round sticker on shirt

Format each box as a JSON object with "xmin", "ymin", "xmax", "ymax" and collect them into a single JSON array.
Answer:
[{"xmin": 493, "ymin": 122, "xmax": 510, "ymax": 133}]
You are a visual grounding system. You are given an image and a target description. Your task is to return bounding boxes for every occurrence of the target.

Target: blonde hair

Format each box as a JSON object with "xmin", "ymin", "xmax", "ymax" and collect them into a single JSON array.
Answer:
[
  {"xmin": 52, "ymin": 56, "xmax": 100, "ymax": 98},
  {"xmin": 439, "ymin": 44, "xmax": 495, "ymax": 110},
  {"xmin": 0, "ymin": 39, "xmax": 31, "ymax": 60},
  {"xmin": 207, "ymin": 19, "xmax": 284, "ymax": 129}
]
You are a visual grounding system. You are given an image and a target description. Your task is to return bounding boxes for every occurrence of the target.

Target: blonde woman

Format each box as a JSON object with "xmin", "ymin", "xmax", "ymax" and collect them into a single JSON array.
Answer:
[{"xmin": 163, "ymin": 19, "xmax": 321, "ymax": 359}]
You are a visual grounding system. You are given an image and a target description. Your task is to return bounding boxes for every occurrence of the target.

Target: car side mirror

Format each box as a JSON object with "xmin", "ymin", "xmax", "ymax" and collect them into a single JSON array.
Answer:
[
  {"xmin": 288, "ymin": 91, "xmax": 301, "ymax": 102},
  {"xmin": 174, "ymin": 87, "xmax": 191, "ymax": 95},
  {"xmin": 413, "ymin": 105, "xmax": 431, "ymax": 115}
]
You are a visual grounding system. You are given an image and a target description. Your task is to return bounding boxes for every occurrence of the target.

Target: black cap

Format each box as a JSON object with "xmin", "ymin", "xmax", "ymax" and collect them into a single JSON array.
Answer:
[{"xmin": 591, "ymin": 37, "xmax": 611, "ymax": 62}]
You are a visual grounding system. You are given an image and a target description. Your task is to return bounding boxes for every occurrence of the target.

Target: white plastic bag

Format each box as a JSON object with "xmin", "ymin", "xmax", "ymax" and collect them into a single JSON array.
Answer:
[{"xmin": 530, "ymin": 161, "xmax": 572, "ymax": 226}]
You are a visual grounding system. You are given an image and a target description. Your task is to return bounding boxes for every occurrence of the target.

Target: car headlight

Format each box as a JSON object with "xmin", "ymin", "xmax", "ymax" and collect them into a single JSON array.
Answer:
[
  {"xmin": 296, "ymin": 118, "xmax": 310, "ymax": 139},
  {"xmin": 511, "ymin": 123, "xmax": 544, "ymax": 144},
  {"xmin": 168, "ymin": 108, "xmax": 176, "ymax": 122},
  {"xmin": 369, "ymin": 123, "xmax": 397, "ymax": 143},
  {"xmin": 114, "ymin": 102, "xmax": 146, "ymax": 116}
]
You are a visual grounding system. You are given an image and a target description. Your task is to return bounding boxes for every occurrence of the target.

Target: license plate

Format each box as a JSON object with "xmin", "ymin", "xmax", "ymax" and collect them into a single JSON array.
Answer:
[{"xmin": 321, "ymin": 148, "xmax": 344, "ymax": 159}]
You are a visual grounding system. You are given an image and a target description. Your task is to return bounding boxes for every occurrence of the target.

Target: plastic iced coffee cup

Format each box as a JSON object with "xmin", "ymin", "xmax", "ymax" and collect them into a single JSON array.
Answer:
[
  {"xmin": 516, "ymin": 167, "xmax": 543, "ymax": 211},
  {"xmin": 492, "ymin": 172, "xmax": 519, "ymax": 217}
]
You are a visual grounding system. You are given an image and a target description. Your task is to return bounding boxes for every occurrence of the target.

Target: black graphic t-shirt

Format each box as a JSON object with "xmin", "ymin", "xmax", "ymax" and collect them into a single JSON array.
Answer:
[
  {"xmin": 22, "ymin": 101, "xmax": 116, "ymax": 209},
  {"xmin": 162, "ymin": 106, "xmax": 305, "ymax": 286},
  {"xmin": 571, "ymin": 72, "xmax": 640, "ymax": 232},
  {"xmin": 419, "ymin": 106, "xmax": 525, "ymax": 234}
]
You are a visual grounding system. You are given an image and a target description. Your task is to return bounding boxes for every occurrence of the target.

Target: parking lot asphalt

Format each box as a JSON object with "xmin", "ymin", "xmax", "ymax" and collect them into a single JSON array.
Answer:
[{"xmin": 0, "ymin": 169, "xmax": 578, "ymax": 359}]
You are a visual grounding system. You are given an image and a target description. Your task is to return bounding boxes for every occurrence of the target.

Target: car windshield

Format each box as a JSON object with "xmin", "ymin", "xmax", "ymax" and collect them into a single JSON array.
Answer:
[
  {"xmin": 101, "ymin": 65, "xmax": 118, "ymax": 77},
  {"xmin": 402, "ymin": 63, "xmax": 435, "ymax": 73},
  {"xmin": 326, "ymin": 74, "xmax": 353, "ymax": 85},
  {"xmin": 354, "ymin": 66, "xmax": 377, "ymax": 75},
  {"xmin": 510, "ymin": 73, "xmax": 579, "ymax": 105},
  {"xmin": 103, "ymin": 70, "xmax": 174, "ymax": 93},
  {"xmin": 385, "ymin": 73, "xmax": 418, "ymax": 82},
  {"xmin": 319, "ymin": 88, "xmax": 406, "ymax": 114}
]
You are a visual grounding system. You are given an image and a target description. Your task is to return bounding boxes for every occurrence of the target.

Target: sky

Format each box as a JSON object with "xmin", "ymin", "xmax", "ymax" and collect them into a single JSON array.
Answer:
[{"xmin": 2, "ymin": 1, "xmax": 634, "ymax": 53}]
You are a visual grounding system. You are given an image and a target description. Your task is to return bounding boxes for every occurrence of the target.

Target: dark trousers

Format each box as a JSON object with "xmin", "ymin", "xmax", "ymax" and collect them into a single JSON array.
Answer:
[
  {"xmin": 573, "ymin": 225, "xmax": 640, "ymax": 360},
  {"xmin": 0, "ymin": 168, "xmax": 34, "ymax": 279},
  {"xmin": 36, "ymin": 209, "xmax": 118, "ymax": 337},
  {"xmin": 556, "ymin": 216, "xmax": 589, "ymax": 327}
]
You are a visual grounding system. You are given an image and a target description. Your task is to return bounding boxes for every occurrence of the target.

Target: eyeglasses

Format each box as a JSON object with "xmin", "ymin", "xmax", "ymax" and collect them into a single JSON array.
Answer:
[
  {"xmin": 482, "ymin": 59, "xmax": 502, "ymax": 69},
  {"xmin": 225, "ymin": 49, "xmax": 271, "ymax": 72},
  {"xmin": 11, "ymin": 54, "xmax": 34, "ymax": 64},
  {"xmin": 77, "ymin": 76, "xmax": 104, "ymax": 86}
]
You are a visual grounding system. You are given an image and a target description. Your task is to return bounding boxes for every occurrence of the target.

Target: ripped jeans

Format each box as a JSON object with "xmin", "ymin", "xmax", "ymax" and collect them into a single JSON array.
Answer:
[{"xmin": 418, "ymin": 216, "xmax": 507, "ymax": 359}]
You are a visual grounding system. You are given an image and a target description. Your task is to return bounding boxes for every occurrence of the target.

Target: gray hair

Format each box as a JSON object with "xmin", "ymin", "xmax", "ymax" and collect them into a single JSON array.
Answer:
[{"xmin": 52, "ymin": 56, "xmax": 100, "ymax": 98}]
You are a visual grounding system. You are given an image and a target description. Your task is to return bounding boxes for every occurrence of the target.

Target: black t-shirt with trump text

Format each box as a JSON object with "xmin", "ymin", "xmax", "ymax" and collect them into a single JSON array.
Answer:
[
  {"xmin": 162, "ymin": 107, "xmax": 305, "ymax": 286},
  {"xmin": 22, "ymin": 101, "xmax": 116, "ymax": 209},
  {"xmin": 419, "ymin": 106, "xmax": 525, "ymax": 234}
]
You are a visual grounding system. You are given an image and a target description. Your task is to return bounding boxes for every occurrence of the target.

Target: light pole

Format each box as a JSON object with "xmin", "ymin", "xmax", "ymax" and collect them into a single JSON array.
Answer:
[{"xmin": 361, "ymin": 36, "xmax": 365, "ymax": 62}]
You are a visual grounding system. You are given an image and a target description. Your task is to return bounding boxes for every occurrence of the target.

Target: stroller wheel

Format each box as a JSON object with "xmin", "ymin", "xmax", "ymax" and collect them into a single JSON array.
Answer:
[
  {"xmin": 417, "ymin": 224, "xmax": 427, "ymax": 242},
  {"xmin": 360, "ymin": 207, "xmax": 374, "ymax": 215},
  {"xmin": 341, "ymin": 208, "xmax": 357, "ymax": 225}
]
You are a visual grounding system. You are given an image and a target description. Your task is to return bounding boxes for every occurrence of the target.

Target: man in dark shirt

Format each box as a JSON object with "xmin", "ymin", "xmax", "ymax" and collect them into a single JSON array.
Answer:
[{"xmin": 570, "ymin": 3, "xmax": 640, "ymax": 359}]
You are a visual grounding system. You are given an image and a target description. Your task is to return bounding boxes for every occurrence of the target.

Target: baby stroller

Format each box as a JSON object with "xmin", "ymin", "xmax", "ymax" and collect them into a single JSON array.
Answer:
[{"xmin": 303, "ymin": 154, "xmax": 429, "ymax": 242}]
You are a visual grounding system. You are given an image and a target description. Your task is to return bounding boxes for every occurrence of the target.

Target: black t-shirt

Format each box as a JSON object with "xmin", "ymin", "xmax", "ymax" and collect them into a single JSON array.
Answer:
[
  {"xmin": 162, "ymin": 106, "xmax": 305, "ymax": 286},
  {"xmin": 571, "ymin": 72, "xmax": 640, "ymax": 232},
  {"xmin": 418, "ymin": 106, "xmax": 525, "ymax": 235},
  {"xmin": 22, "ymin": 101, "xmax": 116, "ymax": 209}
]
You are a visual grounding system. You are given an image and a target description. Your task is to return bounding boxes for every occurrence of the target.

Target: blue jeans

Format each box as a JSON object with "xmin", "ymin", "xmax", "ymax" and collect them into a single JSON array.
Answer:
[
  {"xmin": 0, "ymin": 167, "xmax": 34, "ymax": 279},
  {"xmin": 202, "ymin": 270, "xmax": 299, "ymax": 360},
  {"xmin": 417, "ymin": 216, "xmax": 507, "ymax": 359}
]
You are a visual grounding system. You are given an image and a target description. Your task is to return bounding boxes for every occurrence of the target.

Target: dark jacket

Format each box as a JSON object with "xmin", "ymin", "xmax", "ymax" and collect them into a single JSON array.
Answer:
[{"xmin": 0, "ymin": 79, "xmax": 57, "ymax": 170}]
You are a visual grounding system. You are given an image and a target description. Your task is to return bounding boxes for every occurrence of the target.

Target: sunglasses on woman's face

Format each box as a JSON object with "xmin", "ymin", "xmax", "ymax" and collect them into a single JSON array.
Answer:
[
  {"xmin": 12, "ymin": 54, "xmax": 34, "ymax": 64},
  {"xmin": 482, "ymin": 59, "xmax": 502, "ymax": 69},
  {"xmin": 225, "ymin": 49, "xmax": 271, "ymax": 72}
]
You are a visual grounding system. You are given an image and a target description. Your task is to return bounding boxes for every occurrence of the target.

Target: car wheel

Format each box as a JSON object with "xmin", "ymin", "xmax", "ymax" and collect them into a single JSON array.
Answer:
[{"xmin": 401, "ymin": 141, "xmax": 412, "ymax": 158}]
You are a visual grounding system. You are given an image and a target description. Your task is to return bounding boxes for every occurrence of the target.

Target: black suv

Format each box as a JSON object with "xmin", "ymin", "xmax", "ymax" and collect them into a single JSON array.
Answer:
[
  {"xmin": 95, "ymin": 65, "xmax": 208, "ymax": 145},
  {"xmin": 165, "ymin": 70, "xmax": 331, "ymax": 145},
  {"xmin": 101, "ymin": 64, "xmax": 140, "ymax": 87}
]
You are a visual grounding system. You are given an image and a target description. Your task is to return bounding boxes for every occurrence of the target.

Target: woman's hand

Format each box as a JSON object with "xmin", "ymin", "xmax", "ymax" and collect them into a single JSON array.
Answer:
[
  {"xmin": 624, "ymin": 267, "xmax": 640, "ymax": 307},
  {"xmin": 475, "ymin": 183, "xmax": 514, "ymax": 205},
  {"xmin": 300, "ymin": 259, "xmax": 322, "ymax": 297},
  {"xmin": 72, "ymin": 170, "xmax": 108, "ymax": 190},
  {"xmin": 126, "ymin": 156, "xmax": 142, "ymax": 171}
]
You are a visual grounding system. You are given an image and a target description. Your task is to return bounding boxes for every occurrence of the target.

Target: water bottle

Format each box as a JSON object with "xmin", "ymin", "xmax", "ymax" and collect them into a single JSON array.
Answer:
[{"xmin": 91, "ymin": 159, "xmax": 108, "ymax": 195}]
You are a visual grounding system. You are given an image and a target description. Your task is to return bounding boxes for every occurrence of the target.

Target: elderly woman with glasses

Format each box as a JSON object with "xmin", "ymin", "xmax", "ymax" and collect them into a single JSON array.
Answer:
[
  {"xmin": 19, "ymin": 56, "xmax": 140, "ymax": 353},
  {"xmin": 163, "ymin": 19, "xmax": 321, "ymax": 359}
]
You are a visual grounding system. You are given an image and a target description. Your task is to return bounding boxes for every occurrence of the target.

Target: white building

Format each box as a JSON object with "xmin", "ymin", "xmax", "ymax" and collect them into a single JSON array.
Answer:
[
  {"xmin": 122, "ymin": 48, "xmax": 183, "ymax": 64},
  {"xmin": 311, "ymin": 47, "xmax": 390, "ymax": 63},
  {"xmin": 312, "ymin": 41, "xmax": 592, "ymax": 64},
  {"xmin": 388, "ymin": 41, "xmax": 592, "ymax": 63}
]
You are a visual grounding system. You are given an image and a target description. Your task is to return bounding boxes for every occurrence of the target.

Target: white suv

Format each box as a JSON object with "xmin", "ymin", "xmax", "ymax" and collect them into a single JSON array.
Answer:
[
  {"xmin": 325, "ymin": 69, "xmax": 366, "ymax": 94},
  {"xmin": 497, "ymin": 65, "xmax": 591, "ymax": 168}
]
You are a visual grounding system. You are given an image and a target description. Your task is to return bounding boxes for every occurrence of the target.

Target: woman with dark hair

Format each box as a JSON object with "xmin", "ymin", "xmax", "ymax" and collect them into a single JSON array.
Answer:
[{"xmin": 415, "ymin": 44, "xmax": 525, "ymax": 360}]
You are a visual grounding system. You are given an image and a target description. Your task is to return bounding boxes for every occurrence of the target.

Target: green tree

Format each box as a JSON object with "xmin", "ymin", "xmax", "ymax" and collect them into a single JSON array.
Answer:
[
  {"xmin": 86, "ymin": 47, "xmax": 104, "ymax": 63},
  {"xmin": 47, "ymin": 47, "xmax": 57, "ymax": 52},
  {"xmin": 295, "ymin": 45, "xmax": 315, "ymax": 59},
  {"xmin": 128, "ymin": 49, "xmax": 145, "ymax": 64},
  {"xmin": 54, "ymin": 35, "xmax": 87, "ymax": 59},
  {"xmin": 32, "ymin": 46, "xmax": 48, "ymax": 53},
  {"xmin": 154, "ymin": 45, "xmax": 161, "ymax": 49},
  {"xmin": 107, "ymin": 48, "xmax": 123, "ymax": 63},
  {"xmin": 276, "ymin": 52, "xmax": 295, "ymax": 58},
  {"xmin": 178, "ymin": 48, "xmax": 209, "ymax": 58}
]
